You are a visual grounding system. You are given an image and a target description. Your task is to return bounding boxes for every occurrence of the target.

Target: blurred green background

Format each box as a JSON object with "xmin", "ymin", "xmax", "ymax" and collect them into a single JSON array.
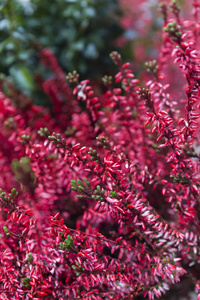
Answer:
[{"xmin": 0, "ymin": 0, "xmax": 124, "ymax": 99}]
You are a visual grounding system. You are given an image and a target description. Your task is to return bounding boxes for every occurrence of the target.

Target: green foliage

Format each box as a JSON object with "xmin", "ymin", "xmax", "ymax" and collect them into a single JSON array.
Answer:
[
  {"xmin": 72, "ymin": 261, "xmax": 85, "ymax": 276},
  {"xmin": 38, "ymin": 127, "xmax": 50, "ymax": 138},
  {"xmin": 0, "ymin": 188, "xmax": 18, "ymax": 210},
  {"xmin": 96, "ymin": 136, "xmax": 111, "ymax": 150},
  {"xmin": 0, "ymin": 0, "xmax": 123, "ymax": 96},
  {"xmin": 11, "ymin": 157, "xmax": 36, "ymax": 189},
  {"xmin": 71, "ymin": 178, "xmax": 106, "ymax": 202},
  {"xmin": 3, "ymin": 226, "xmax": 10, "ymax": 236},
  {"xmin": 59, "ymin": 234, "xmax": 73, "ymax": 249},
  {"xmin": 27, "ymin": 253, "xmax": 33, "ymax": 263},
  {"xmin": 21, "ymin": 277, "xmax": 31, "ymax": 288},
  {"xmin": 88, "ymin": 147, "xmax": 101, "ymax": 163},
  {"xmin": 71, "ymin": 178, "xmax": 92, "ymax": 199},
  {"xmin": 170, "ymin": 173, "xmax": 191, "ymax": 185},
  {"xmin": 92, "ymin": 185, "xmax": 105, "ymax": 201},
  {"xmin": 110, "ymin": 190, "xmax": 119, "ymax": 199},
  {"xmin": 144, "ymin": 60, "xmax": 158, "ymax": 76},
  {"xmin": 59, "ymin": 234, "xmax": 78, "ymax": 253},
  {"xmin": 66, "ymin": 70, "xmax": 79, "ymax": 84},
  {"xmin": 164, "ymin": 21, "xmax": 182, "ymax": 41}
]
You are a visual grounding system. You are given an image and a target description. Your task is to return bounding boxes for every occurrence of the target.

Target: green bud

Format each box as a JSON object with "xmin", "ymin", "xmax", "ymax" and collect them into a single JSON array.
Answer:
[
  {"xmin": 71, "ymin": 180, "xmax": 77, "ymax": 187},
  {"xmin": 78, "ymin": 186, "xmax": 84, "ymax": 191},
  {"xmin": 110, "ymin": 191, "xmax": 117, "ymax": 198},
  {"xmin": 97, "ymin": 185, "xmax": 101, "ymax": 191},
  {"xmin": 101, "ymin": 189, "xmax": 105, "ymax": 195},
  {"xmin": 27, "ymin": 253, "xmax": 33, "ymax": 263},
  {"xmin": 163, "ymin": 258, "xmax": 167, "ymax": 262},
  {"xmin": 3, "ymin": 226, "xmax": 8, "ymax": 232},
  {"xmin": 84, "ymin": 178, "xmax": 90, "ymax": 185},
  {"xmin": 59, "ymin": 242, "xmax": 65, "ymax": 249},
  {"xmin": 77, "ymin": 179, "xmax": 82, "ymax": 185}
]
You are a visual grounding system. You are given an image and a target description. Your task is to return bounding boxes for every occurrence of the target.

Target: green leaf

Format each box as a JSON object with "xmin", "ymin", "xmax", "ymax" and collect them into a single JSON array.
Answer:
[{"xmin": 10, "ymin": 64, "xmax": 35, "ymax": 92}]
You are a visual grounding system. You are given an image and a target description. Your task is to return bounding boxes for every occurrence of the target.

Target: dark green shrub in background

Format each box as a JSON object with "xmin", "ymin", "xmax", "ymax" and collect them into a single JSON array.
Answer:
[{"xmin": 0, "ymin": 0, "xmax": 123, "ymax": 97}]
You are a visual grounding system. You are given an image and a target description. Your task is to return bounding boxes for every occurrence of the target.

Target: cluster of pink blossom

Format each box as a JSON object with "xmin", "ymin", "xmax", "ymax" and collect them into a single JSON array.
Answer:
[{"xmin": 1, "ymin": 1, "xmax": 200, "ymax": 299}]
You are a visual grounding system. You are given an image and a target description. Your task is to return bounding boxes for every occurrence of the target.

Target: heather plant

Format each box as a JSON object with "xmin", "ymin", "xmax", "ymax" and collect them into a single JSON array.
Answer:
[{"xmin": 1, "ymin": 1, "xmax": 200, "ymax": 300}]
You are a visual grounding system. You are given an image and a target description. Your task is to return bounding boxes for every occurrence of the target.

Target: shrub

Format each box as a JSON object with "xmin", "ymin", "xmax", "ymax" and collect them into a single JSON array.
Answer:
[{"xmin": 1, "ymin": 1, "xmax": 200, "ymax": 299}]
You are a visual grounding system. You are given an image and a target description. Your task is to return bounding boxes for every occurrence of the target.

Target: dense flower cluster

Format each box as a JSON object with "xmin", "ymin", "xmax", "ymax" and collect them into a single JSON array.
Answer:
[{"xmin": 1, "ymin": 1, "xmax": 200, "ymax": 299}]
